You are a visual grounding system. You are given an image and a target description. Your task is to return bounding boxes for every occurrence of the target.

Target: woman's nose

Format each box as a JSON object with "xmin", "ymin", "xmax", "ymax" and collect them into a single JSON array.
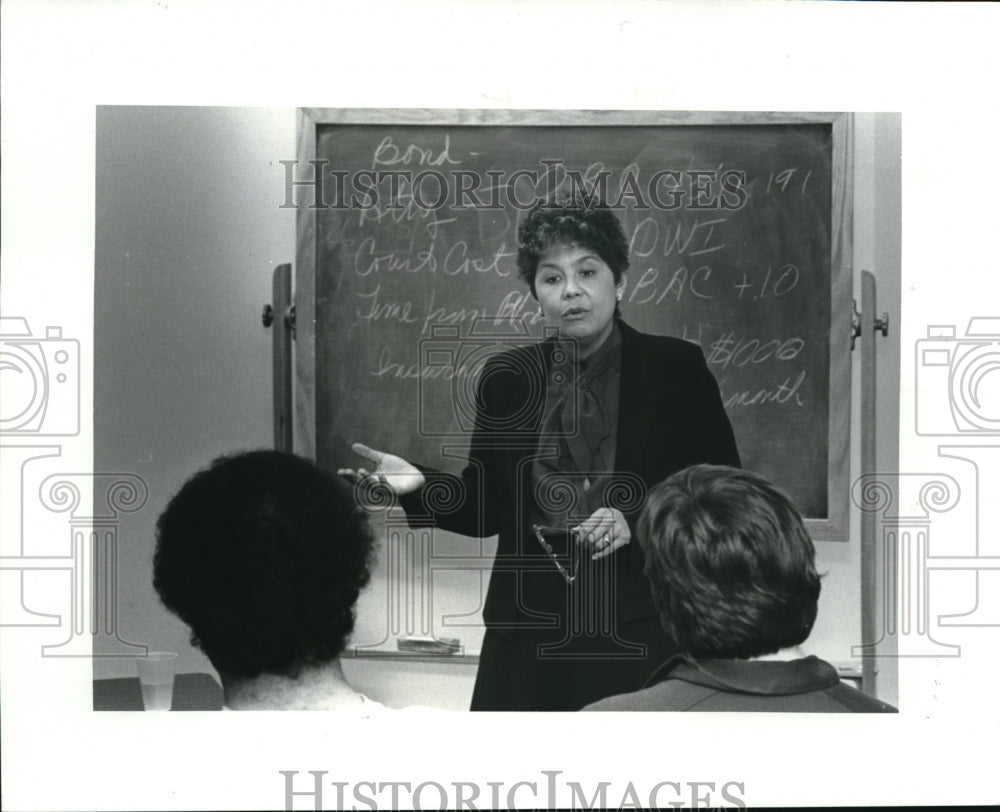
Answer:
[{"xmin": 562, "ymin": 277, "xmax": 582, "ymax": 296}]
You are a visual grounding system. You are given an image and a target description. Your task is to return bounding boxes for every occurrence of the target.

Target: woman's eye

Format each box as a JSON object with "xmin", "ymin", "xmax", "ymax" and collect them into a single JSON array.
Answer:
[
  {"xmin": 579, "ymin": 268, "xmax": 595, "ymax": 277},
  {"xmin": 542, "ymin": 275, "xmax": 560, "ymax": 285}
]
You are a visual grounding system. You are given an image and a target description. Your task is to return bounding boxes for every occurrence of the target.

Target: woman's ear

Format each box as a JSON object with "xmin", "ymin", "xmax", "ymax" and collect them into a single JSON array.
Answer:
[{"xmin": 616, "ymin": 273, "xmax": 627, "ymax": 301}]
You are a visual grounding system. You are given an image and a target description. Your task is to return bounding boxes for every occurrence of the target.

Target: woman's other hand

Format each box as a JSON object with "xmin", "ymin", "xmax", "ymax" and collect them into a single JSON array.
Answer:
[
  {"xmin": 337, "ymin": 442, "xmax": 425, "ymax": 495},
  {"xmin": 572, "ymin": 507, "xmax": 631, "ymax": 560}
]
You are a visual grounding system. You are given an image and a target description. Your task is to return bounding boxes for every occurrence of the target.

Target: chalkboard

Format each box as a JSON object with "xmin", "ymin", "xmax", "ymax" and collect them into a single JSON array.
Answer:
[{"xmin": 295, "ymin": 110, "xmax": 852, "ymax": 540}]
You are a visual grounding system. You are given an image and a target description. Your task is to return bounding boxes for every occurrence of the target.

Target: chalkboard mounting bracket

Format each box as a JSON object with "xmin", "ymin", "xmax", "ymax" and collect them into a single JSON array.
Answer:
[
  {"xmin": 851, "ymin": 295, "xmax": 890, "ymax": 351},
  {"xmin": 874, "ymin": 311, "xmax": 890, "ymax": 338},
  {"xmin": 262, "ymin": 304, "xmax": 296, "ymax": 336}
]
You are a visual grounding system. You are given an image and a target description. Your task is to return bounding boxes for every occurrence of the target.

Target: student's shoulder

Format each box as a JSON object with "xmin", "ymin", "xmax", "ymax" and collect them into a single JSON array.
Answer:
[
  {"xmin": 826, "ymin": 683, "xmax": 898, "ymax": 713},
  {"xmin": 582, "ymin": 681, "xmax": 708, "ymax": 712},
  {"xmin": 581, "ymin": 692, "xmax": 637, "ymax": 711}
]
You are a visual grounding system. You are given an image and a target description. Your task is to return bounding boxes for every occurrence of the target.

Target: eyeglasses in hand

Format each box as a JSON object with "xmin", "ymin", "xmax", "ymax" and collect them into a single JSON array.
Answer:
[{"xmin": 532, "ymin": 524, "xmax": 579, "ymax": 585}]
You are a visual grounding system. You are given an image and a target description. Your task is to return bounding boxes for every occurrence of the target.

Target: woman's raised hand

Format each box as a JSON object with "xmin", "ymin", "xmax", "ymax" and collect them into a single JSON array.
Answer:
[{"xmin": 337, "ymin": 442, "xmax": 425, "ymax": 495}]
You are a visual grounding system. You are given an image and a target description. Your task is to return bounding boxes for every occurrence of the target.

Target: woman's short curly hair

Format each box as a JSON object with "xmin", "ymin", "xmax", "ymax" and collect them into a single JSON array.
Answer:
[
  {"xmin": 516, "ymin": 195, "xmax": 630, "ymax": 297},
  {"xmin": 153, "ymin": 450, "xmax": 374, "ymax": 680},
  {"xmin": 638, "ymin": 464, "xmax": 822, "ymax": 660}
]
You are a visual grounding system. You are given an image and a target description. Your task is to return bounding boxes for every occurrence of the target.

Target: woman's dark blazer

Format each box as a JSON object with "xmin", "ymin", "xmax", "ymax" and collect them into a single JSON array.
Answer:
[{"xmin": 400, "ymin": 320, "xmax": 741, "ymax": 636}]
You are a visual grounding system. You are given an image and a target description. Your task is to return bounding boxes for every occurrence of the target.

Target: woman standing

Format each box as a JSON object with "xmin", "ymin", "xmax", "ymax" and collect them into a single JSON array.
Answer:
[{"xmin": 340, "ymin": 197, "xmax": 740, "ymax": 710}]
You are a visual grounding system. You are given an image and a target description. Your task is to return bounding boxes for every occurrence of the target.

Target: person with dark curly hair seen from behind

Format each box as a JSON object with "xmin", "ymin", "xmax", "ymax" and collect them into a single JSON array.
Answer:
[
  {"xmin": 154, "ymin": 450, "xmax": 418, "ymax": 712},
  {"xmin": 585, "ymin": 465, "xmax": 896, "ymax": 712}
]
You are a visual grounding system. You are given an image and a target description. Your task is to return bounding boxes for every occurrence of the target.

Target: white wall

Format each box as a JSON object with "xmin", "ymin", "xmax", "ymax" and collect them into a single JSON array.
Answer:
[
  {"xmin": 94, "ymin": 106, "xmax": 296, "ymax": 677},
  {"xmin": 95, "ymin": 109, "xmax": 901, "ymax": 707}
]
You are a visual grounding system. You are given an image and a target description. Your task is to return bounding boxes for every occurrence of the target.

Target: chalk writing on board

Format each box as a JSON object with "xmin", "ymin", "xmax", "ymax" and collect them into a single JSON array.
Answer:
[
  {"xmin": 371, "ymin": 134, "xmax": 462, "ymax": 169},
  {"xmin": 353, "ymin": 236, "xmax": 516, "ymax": 277},
  {"xmin": 766, "ymin": 167, "xmax": 813, "ymax": 195},
  {"xmin": 314, "ymin": 121, "xmax": 837, "ymax": 520},
  {"xmin": 629, "ymin": 216, "xmax": 729, "ymax": 258},
  {"xmin": 722, "ymin": 372, "xmax": 807, "ymax": 408}
]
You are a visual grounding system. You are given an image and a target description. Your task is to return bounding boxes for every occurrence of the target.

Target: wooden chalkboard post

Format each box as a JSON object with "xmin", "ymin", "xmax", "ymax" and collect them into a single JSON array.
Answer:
[
  {"xmin": 857, "ymin": 270, "xmax": 890, "ymax": 696},
  {"xmin": 263, "ymin": 262, "xmax": 294, "ymax": 452}
]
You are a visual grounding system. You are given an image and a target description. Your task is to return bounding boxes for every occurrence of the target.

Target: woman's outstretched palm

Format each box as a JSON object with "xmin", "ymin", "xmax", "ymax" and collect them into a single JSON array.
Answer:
[{"xmin": 337, "ymin": 442, "xmax": 425, "ymax": 495}]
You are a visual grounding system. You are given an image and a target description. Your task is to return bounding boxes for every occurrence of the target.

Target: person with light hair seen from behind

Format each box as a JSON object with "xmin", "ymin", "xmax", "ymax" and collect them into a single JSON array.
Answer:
[{"xmin": 585, "ymin": 464, "xmax": 896, "ymax": 712}]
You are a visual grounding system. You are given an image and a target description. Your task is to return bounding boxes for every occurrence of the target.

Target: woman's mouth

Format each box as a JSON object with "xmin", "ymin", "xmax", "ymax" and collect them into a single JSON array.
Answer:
[{"xmin": 562, "ymin": 307, "xmax": 588, "ymax": 320}]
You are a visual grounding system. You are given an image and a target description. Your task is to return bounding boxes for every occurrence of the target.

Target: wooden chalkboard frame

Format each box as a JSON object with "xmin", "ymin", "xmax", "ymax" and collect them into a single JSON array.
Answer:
[{"xmin": 294, "ymin": 109, "xmax": 853, "ymax": 541}]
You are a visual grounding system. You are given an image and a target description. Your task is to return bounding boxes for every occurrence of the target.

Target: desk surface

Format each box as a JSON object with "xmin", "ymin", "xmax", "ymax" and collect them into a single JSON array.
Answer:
[{"xmin": 94, "ymin": 673, "xmax": 223, "ymax": 711}]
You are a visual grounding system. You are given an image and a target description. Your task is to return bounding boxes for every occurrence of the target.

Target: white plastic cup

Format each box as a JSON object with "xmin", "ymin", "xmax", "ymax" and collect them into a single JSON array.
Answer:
[{"xmin": 136, "ymin": 652, "xmax": 178, "ymax": 711}]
